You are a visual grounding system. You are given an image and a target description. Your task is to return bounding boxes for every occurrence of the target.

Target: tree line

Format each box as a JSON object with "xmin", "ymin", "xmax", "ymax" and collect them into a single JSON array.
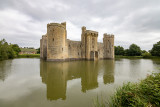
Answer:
[
  {"xmin": 0, "ymin": 39, "xmax": 21, "ymax": 61},
  {"xmin": 115, "ymin": 41, "xmax": 160, "ymax": 57}
]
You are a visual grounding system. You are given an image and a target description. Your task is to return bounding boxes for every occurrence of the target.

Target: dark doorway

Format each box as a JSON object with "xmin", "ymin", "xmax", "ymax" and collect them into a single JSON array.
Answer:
[
  {"xmin": 95, "ymin": 51, "xmax": 98, "ymax": 60},
  {"xmin": 90, "ymin": 51, "xmax": 94, "ymax": 60}
]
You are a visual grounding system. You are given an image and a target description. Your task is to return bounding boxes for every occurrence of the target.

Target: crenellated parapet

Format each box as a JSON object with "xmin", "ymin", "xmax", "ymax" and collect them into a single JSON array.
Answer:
[
  {"xmin": 84, "ymin": 30, "xmax": 98, "ymax": 37},
  {"xmin": 103, "ymin": 33, "xmax": 114, "ymax": 38},
  {"xmin": 47, "ymin": 22, "xmax": 66, "ymax": 29}
]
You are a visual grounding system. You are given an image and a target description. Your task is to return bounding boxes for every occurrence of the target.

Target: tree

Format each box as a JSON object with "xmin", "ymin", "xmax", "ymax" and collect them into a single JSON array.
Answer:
[
  {"xmin": 115, "ymin": 46, "xmax": 124, "ymax": 55},
  {"xmin": 7, "ymin": 44, "xmax": 16, "ymax": 59},
  {"xmin": 150, "ymin": 41, "xmax": 160, "ymax": 56},
  {"xmin": 0, "ymin": 39, "xmax": 19, "ymax": 60},
  {"xmin": 128, "ymin": 44, "xmax": 141, "ymax": 56},
  {"xmin": 0, "ymin": 39, "xmax": 8, "ymax": 60},
  {"xmin": 36, "ymin": 48, "xmax": 40, "ymax": 54},
  {"xmin": 124, "ymin": 49, "xmax": 129, "ymax": 56},
  {"xmin": 12, "ymin": 44, "xmax": 21, "ymax": 55},
  {"xmin": 141, "ymin": 50, "xmax": 147, "ymax": 54}
]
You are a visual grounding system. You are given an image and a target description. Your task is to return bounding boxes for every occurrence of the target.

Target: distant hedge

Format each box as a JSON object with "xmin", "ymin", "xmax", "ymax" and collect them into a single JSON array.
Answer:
[{"xmin": 18, "ymin": 54, "xmax": 40, "ymax": 58}]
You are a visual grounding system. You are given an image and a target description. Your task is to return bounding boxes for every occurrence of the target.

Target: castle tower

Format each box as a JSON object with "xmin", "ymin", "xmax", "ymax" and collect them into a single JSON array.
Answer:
[
  {"xmin": 47, "ymin": 22, "xmax": 68, "ymax": 61},
  {"xmin": 40, "ymin": 39, "xmax": 42, "ymax": 59},
  {"xmin": 84, "ymin": 30, "xmax": 98, "ymax": 60},
  {"xmin": 103, "ymin": 33, "xmax": 114, "ymax": 59},
  {"xmin": 42, "ymin": 34, "xmax": 47, "ymax": 60},
  {"xmin": 81, "ymin": 26, "xmax": 86, "ymax": 59}
]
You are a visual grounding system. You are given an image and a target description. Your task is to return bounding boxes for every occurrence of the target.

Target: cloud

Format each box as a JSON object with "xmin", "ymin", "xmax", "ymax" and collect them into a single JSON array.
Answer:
[{"xmin": 0, "ymin": 0, "xmax": 160, "ymax": 50}]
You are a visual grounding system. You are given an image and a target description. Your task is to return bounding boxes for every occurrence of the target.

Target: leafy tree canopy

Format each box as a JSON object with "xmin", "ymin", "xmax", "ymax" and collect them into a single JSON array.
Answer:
[
  {"xmin": 115, "ymin": 46, "xmax": 124, "ymax": 55},
  {"xmin": 150, "ymin": 41, "xmax": 160, "ymax": 56}
]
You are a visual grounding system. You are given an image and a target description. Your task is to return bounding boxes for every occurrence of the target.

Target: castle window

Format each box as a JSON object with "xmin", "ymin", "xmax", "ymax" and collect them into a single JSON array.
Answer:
[
  {"xmin": 62, "ymin": 48, "xmax": 63, "ymax": 51},
  {"xmin": 53, "ymin": 38, "xmax": 54, "ymax": 41},
  {"xmin": 78, "ymin": 52, "xmax": 79, "ymax": 55}
]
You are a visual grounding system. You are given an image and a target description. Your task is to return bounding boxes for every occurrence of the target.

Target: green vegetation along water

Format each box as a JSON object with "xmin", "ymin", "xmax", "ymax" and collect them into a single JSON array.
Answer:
[{"xmin": 0, "ymin": 58, "xmax": 160, "ymax": 107}]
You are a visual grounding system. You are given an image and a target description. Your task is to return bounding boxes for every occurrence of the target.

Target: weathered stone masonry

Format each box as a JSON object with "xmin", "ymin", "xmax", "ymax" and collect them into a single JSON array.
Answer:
[{"xmin": 40, "ymin": 22, "xmax": 114, "ymax": 61}]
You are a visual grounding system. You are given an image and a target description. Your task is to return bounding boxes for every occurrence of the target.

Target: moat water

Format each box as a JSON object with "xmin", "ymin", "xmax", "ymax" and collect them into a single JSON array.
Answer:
[{"xmin": 0, "ymin": 58, "xmax": 160, "ymax": 107}]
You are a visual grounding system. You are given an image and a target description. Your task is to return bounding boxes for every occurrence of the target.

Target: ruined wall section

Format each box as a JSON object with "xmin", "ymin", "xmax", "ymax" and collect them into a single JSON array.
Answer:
[
  {"xmin": 103, "ymin": 34, "xmax": 114, "ymax": 59},
  {"xmin": 67, "ymin": 40, "xmax": 82, "ymax": 59},
  {"xmin": 47, "ymin": 22, "xmax": 68, "ymax": 61}
]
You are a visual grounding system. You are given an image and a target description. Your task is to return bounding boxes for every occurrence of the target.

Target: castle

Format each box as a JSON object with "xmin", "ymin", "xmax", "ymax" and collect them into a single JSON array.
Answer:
[{"xmin": 40, "ymin": 22, "xmax": 114, "ymax": 61}]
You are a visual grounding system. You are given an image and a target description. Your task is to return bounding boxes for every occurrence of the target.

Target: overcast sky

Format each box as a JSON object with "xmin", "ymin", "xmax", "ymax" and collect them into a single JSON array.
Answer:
[{"xmin": 0, "ymin": 0, "xmax": 160, "ymax": 50}]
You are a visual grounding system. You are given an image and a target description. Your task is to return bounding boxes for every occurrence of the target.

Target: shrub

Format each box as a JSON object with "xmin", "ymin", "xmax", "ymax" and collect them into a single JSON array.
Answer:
[
  {"xmin": 111, "ymin": 72, "xmax": 160, "ymax": 107},
  {"xmin": 142, "ymin": 52, "xmax": 151, "ymax": 58}
]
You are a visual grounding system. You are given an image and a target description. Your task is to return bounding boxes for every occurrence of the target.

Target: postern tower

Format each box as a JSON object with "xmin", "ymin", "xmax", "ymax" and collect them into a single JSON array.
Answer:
[
  {"xmin": 81, "ymin": 27, "xmax": 98, "ymax": 60},
  {"xmin": 103, "ymin": 33, "xmax": 114, "ymax": 59}
]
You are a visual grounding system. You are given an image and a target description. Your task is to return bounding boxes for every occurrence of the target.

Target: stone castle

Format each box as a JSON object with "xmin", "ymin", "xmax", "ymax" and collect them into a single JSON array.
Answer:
[{"xmin": 40, "ymin": 22, "xmax": 114, "ymax": 61}]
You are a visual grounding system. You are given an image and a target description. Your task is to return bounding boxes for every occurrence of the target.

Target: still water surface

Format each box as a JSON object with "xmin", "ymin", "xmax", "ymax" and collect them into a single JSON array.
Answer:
[{"xmin": 0, "ymin": 58, "xmax": 160, "ymax": 107}]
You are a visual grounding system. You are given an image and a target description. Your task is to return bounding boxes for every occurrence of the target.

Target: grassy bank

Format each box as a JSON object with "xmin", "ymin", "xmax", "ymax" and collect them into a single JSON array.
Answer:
[
  {"xmin": 115, "ymin": 55, "xmax": 160, "ymax": 59},
  {"xmin": 18, "ymin": 54, "xmax": 40, "ymax": 58},
  {"xmin": 115, "ymin": 55, "xmax": 143, "ymax": 58},
  {"xmin": 95, "ymin": 72, "xmax": 160, "ymax": 107}
]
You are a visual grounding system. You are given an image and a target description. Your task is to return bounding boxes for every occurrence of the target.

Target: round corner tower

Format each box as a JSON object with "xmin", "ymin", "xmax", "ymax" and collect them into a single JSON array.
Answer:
[
  {"xmin": 47, "ymin": 22, "xmax": 68, "ymax": 61},
  {"xmin": 103, "ymin": 33, "xmax": 114, "ymax": 59}
]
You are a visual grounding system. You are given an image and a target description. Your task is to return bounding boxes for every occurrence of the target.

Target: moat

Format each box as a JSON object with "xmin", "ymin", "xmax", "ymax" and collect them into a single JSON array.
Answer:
[{"xmin": 0, "ymin": 58, "xmax": 160, "ymax": 107}]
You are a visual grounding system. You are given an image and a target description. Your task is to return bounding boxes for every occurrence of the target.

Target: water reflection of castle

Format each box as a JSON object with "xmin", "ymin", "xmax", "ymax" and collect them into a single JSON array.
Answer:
[{"xmin": 40, "ymin": 60, "xmax": 115, "ymax": 101}]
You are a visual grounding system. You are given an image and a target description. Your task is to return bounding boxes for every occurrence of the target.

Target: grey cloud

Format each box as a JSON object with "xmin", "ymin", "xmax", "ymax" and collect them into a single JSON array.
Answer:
[{"xmin": 0, "ymin": 0, "xmax": 160, "ymax": 49}]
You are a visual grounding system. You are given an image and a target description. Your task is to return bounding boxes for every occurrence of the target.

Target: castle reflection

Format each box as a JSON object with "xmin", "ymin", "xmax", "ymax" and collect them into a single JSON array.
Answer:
[{"xmin": 40, "ymin": 60, "xmax": 115, "ymax": 101}]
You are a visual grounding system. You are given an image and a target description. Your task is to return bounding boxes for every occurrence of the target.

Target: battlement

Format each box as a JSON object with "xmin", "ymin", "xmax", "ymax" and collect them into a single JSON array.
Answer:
[
  {"xmin": 82, "ymin": 26, "xmax": 86, "ymax": 32},
  {"xmin": 103, "ymin": 33, "xmax": 114, "ymax": 38},
  {"xmin": 84, "ymin": 30, "xmax": 98, "ymax": 36},
  {"xmin": 42, "ymin": 34, "xmax": 47, "ymax": 38},
  {"xmin": 47, "ymin": 22, "xmax": 66, "ymax": 29}
]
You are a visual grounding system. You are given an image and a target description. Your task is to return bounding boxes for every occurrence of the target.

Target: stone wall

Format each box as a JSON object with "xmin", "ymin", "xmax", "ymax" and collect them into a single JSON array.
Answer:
[
  {"xmin": 98, "ymin": 42, "xmax": 104, "ymax": 59},
  {"xmin": 40, "ymin": 39, "xmax": 42, "ymax": 59},
  {"xmin": 67, "ymin": 40, "xmax": 82, "ymax": 59},
  {"xmin": 42, "ymin": 35, "xmax": 47, "ymax": 59}
]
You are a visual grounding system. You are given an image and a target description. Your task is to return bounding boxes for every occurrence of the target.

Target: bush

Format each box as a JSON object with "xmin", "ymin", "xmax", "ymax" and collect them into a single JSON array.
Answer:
[
  {"xmin": 0, "ymin": 39, "xmax": 20, "ymax": 60},
  {"xmin": 142, "ymin": 52, "xmax": 151, "ymax": 58},
  {"xmin": 111, "ymin": 72, "xmax": 160, "ymax": 107}
]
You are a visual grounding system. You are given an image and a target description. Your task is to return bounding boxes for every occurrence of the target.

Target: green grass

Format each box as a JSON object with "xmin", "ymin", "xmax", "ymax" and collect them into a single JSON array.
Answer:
[
  {"xmin": 94, "ymin": 72, "xmax": 160, "ymax": 107},
  {"xmin": 18, "ymin": 54, "xmax": 40, "ymax": 58},
  {"xmin": 115, "ymin": 55, "xmax": 142, "ymax": 58}
]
